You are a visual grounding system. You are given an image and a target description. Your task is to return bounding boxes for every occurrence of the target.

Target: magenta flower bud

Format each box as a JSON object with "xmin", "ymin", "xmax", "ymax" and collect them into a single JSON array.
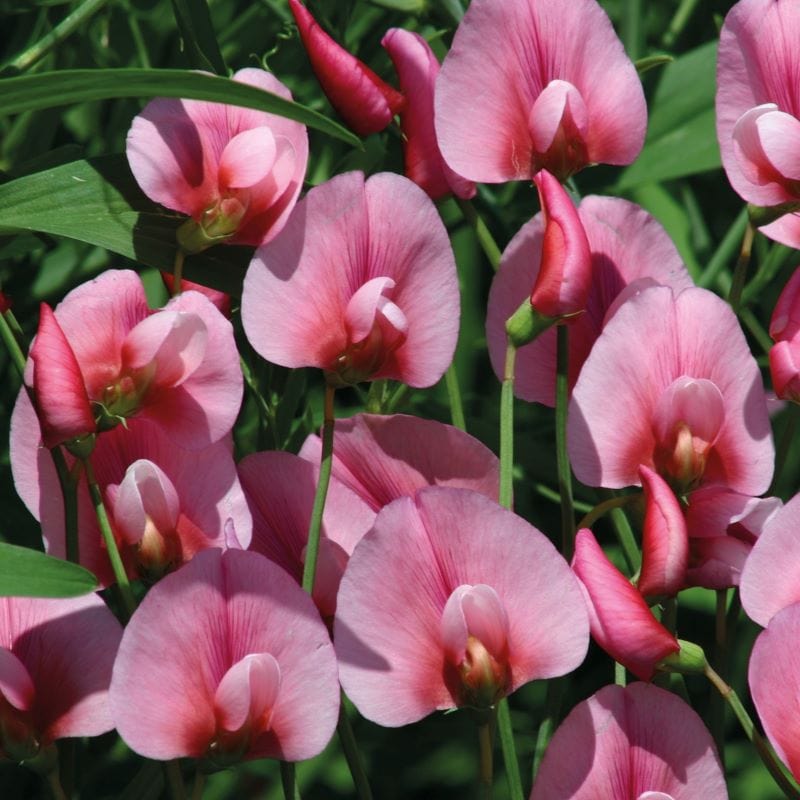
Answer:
[
  {"xmin": 289, "ymin": 0, "xmax": 404, "ymax": 136},
  {"xmin": 769, "ymin": 267, "xmax": 800, "ymax": 402}
]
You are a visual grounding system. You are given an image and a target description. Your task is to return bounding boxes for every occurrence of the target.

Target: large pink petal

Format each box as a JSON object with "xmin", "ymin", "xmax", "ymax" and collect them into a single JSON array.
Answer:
[
  {"xmin": 487, "ymin": 196, "xmax": 689, "ymax": 405},
  {"xmin": 749, "ymin": 604, "xmax": 800, "ymax": 781},
  {"xmin": 298, "ymin": 412, "xmax": 500, "ymax": 511},
  {"xmin": 111, "ymin": 548, "xmax": 338, "ymax": 762},
  {"xmin": 0, "ymin": 648, "xmax": 35, "ymax": 711},
  {"xmin": 568, "ymin": 285, "xmax": 773, "ymax": 493},
  {"xmin": 435, "ymin": 0, "xmax": 645, "ymax": 182},
  {"xmin": 771, "ymin": 265, "xmax": 800, "ymax": 341},
  {"xmin": 531, "ymin": 683, "xmax": 726, "ymax": 799},
  {"xmin": 335, "ymin": 487, "xmax": 588, "ymax": 726},
  {"xmin": 572, "ymin": 529, "xmax": 679, "ymax": 681}
]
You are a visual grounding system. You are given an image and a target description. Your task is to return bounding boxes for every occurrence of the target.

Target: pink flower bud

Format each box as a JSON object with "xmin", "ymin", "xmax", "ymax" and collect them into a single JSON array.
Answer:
[
  {"xmin": 769, "ymin": 267, "xmax": 800, "ymax": 402},
  {"xmin": 289, "ymin": 0, "xmax": 404, "ymax": 136}
]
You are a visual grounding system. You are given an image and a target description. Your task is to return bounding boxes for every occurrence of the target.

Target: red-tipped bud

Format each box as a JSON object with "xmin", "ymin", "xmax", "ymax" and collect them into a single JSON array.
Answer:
[
  {"xmin": 29, "ymin": 303, "xmax": 96, "ymax": 448},
  {"xmin": 572, "ymin": 528, "xmax": 679, "ymax": 681},
  {"xmin": 530, "ymin": 170, "xmax": 591, "ymax": 319},
  {"xmin": 160, "ymin": 273, "xmax": 232, "ymax": 318},
  {"xmin": 289, "ymin": 0, "xmax": 405, "ymax": 136},
  {"xmin": 637, "ymin": 465, "xmax": 689, "ymax": 598}
]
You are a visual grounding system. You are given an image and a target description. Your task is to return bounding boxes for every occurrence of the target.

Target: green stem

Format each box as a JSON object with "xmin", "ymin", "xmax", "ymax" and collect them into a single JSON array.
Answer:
[
  {"xmin": 127, "ymin": 8, "xmax": 151, "ymax": 68},
  {"xmin": 5, "ymin": 0, "xmax": 109, "ymax": 73},
  {"xmin": 615, "ymin": 662, "xmax": 627, "ymax": 687},
  {"xmin": 577, "ymin": 493, "xmax": 639, "ymax": 531},
  {"xmin": 0, "ymin": 310, "xmax": 27, "ymax": 377},
  {"xmin": 698, "ymin": 208, "xmax": 748, "ymax": 289},
  {"xmin": 555, "ymin": 326, "xmax": 574, "ymax": 560},
  {"xmin": 729, "ymin": 221, "xmax": 755, "ymax": 313},
  {"xmin": 190, "ymin": 771, "xmax": 206, "ymax": 800},
  {"xmin": 622, "ymin": 0, "xmax": 642, "ymax": 61},
  {"xmin": 496, "ymin": 698, "xmax": 524, "ymax": 800},
  {"xmin": 456, "ymin": 199, "xmax": 502, "ymax": 271},
  {"xmin": 532, "ymin": 483, "xmax": 592, "ymax": 513},
  {"xmin": 532, "ymin": 677, "xmax": 566, "ymax": 779},
  {"xmin": 771, "ymin": 404, "xmax": 799, "ymax": 494},
  {"xmin": 172, "ymin": 249, "xmax": 185, "ymax": 295},
  {"xmin": 52, "ymin": 449, "xmax": 80, "ymax": 564},
  {"xmin": 661, "ymin": 0, "xmax": 700, "ymax": 47},
  {"xmin": 445, "ymin": 362, "xmax": 466, "ymax": 432},
  {"xmin": 499, "ymin": 343, "xmax": 517, "ymax": 510},
  {"xmin": 607, "ymin": 502, "xmax": 641, "ymax": 575},
  {"xmin": 280, "ymin": 762, "xmax": 301, "ymax": 800},
  {"xmin": 337, "ymin": 698, "xmax": 373, "ymax": 800},
  {"xmin": 477, "ymin": 710, "xmax": 495, "ymax": 800},
  {"xmin": 82, "ymin": 457, "xmax": 136, "ymax": 618},
  {"xmin": 302, "ymin": 385, "xmax": 335, "ymax": 594},
  {"xmin": 164, "ymin": 760, "xmax": 186, "ymax": 800},
  {"xmin": 365, "ymin": 380, "xmax": 386, "ymax": 414},
  {"xmin": 45, "ymin": 770, "xmax": 68, "ymax": 800},
  {"xmin": 386, "ymin": 382, "xmax": 411, "ymax": 414},
  {"xmin": 709, "ymin": 589, "xmax": 729, "ymax": 767},
  {"xmin": 704, "ymin": 663, "xmax": 800, "ymax": 800}
]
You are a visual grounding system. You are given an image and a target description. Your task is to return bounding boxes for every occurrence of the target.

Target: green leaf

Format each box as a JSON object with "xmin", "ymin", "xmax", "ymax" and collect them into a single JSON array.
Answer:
[
  {"xmin": 616, "ymin": 41, "xmax": 719, "ymax": 190},
  {"xmin": 0, "ymin": 69, "xmax": 361, "ymax": 147},
  {"xmin": 170, "ymin": 0, "xmax": 226, "ymax": 74},
  {"xmin": 366, "ymin": 0, "xmax": 425, "ymax": 11},
  {"xmin": 0, "ymin": 542, "xmax": 97, "ymax": 597},
  {"xmin": 0, "ymin": 155, "xmax": 250, "ymax": 295}
]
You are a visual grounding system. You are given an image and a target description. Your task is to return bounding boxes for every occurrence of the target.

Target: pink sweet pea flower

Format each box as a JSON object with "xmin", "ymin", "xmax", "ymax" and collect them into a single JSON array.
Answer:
[
  {"xmin": 717, "ymin": 0, "xmax": 800, "ymax": 247},
  {"xmin": 242, "ymin": 171, "xmax": 459, "ymax": 388},
  {"xmin": 769, "ymin": 266, "xmax": 800, "ymax": 402},
  {"xmin": 16, "ymin": 269, "xmax": 242, "ymax": 452},
  {"xmin": 748, "ymin": 603, "xmax": 800, "ymax": 782},
  {"xmin": 435, "ymin": 0, "xmax": 646, "ymax": 183},
  {"xmin": 10, "ymin": 397, "xmax": 252, "ymax": 586},
  {"xmin": 335, "ymin": 487, "xmax": 588, "ymax": 726},
  {"xmin": 110, "ymin": 548, "xmax": 339, "ymax": 764},
  {"xmin": 487, "ymin": 196, "xmax": 691, "ymax": 405},
  {"xmin": 572, "ymin": 529, "xmax": 679, "ymax": 681},
  {"xmin": 530, "ymin": 682, "xmax": 728, "ymax": 799},
  {"xmin": 381, "ymin": 28, "xmax": 475, "ymax": 201},
  {"xmin": 298, "ymin": 412, "xmax": 500, "ymax": 511},
  {"xmin": 238, "ymin": 450, "xmax": 374, "ymax": 619},
  {"xmin": 288, "ymin": 0, "xmax": 404, "ymax": 136},
  {"xmin": 568, "ymin": 285, "xmax": 774, "ymax": 496},
  {"xmin": 0, "ymin": 594, "xmax": 122, "ymax": 762},
  {"xmin": 127, "ymin": 68, "xmax": 308, "ymax": 250}
]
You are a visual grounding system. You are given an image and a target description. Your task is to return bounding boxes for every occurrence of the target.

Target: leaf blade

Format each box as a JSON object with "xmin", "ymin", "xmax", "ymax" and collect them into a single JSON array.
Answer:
[{"xmin": 0, "ymin": 542, "xmax": 97, "ymax": 597}]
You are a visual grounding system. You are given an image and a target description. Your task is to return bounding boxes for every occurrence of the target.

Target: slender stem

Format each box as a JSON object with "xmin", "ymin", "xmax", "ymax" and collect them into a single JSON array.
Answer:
[
  {"xmin": 0, "ymin": 310, "xmax": 27, "ymax": 377},
  {"xmin": 190, "ymin": 771, "xmax": 206, "ymax": 800},
  {"xmin": 280, "ymin": 762, "xmax": 301, "ymax": 800},
  {"xmin": 698, "ymin": 208, "xmax": 749, "ymax": 289},
  {"xmin": 172, "ymin": 250, "xmax": 186, "ymax": 295},
  {"xmin": 302, "ymin": 385, "xmax": 335, "ymax": 594},
  {"xmin": 337, "ymin": 698, "xmax": 373, "ymax": 800},
  {"xmin": 164, "ymin": 761, "xmax": 186, "ymax": 800},
  {"xmin": 555, "ymin": 325, "xmax": 574, "ymax": 560},
  {"xmin": 615, "ymin": 662, "xmax": 627, "ymax": 687},
  {"xmin": 607, "ymin": 504, "xmax": 641, "ymax": 575},
  {"xmin": 576, "ymin": 493, "xmax": 639, "ymax": 531},
  {"xmin": 496, "ymin": 698, "xmax": 524, "ymax": 800},
  {"xmin": 729, "ymin": 221, "xmax": 755, "ymax": 313},
  {"xmin": 477, "ymin": 710, "xmax": 495, "ymax": 800},
  {"xmin": 532, "ymin": 483, "xmax": 592, "ymax": 513},
  {"xmin": 661, "ymin": 0, "xmax": 700, "ymax": 47},
  {"xmin": 704, "ymin": 663, "xmax": 800, "ymax": 800},
  {"xmin": 771, "ymin": 404, "xmax": 799, "ymax": 494},
  {"xmin": 455, "ymin": 199, "xmax": 502, "ymax": 271},
  {"xmin": 127, "ymin": 9, "xmax": 151, "ymax": 68},
  {"xmin": 365, "ymin": 380, "xmax": 386, "ymax": 414},
  {"xmin": 45, "ymin": 770, "xmax": 68, "ymax": 800},
  {"xmin": 82, "ymin": 458, "xmax": 136, "ymax": 618},
  {"xmin": 499, "ymin": 343, "xmax": 517, "ymax": 510},
  {"xmin": 5, "ymin": 0, "xmax": 109, "ymax": 72},
  {"xmin": 386, "ymin": 382, "xmax": 411, "ymax": 414},
  {"xmin": 622, "ymin": 0, "xmax": 642, "ymax": 61},
  {"xmin": 532, "ymin": 677, "xmax": 566, "ymax": 780},
  {"xmin": 709, "ymin": 589, "xmax": 729, "ymax": 767},
  {"xmin": 445, "ymin": 362, "xmax": 466, "ymax": 432}
]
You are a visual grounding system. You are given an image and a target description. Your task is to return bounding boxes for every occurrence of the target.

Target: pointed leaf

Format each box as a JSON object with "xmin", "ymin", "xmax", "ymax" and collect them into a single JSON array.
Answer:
[{"xmin": 0, "ymin": 543, "xmax": 97, "ymax": 597}]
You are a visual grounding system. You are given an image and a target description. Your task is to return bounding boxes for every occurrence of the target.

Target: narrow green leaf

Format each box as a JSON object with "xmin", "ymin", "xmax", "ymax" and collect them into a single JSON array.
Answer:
[
  {"xmin": 170, "ymin": 0, "xmax": 226, "ymax": 74},
  {"xmin": 0, "ymin": 542, "xmax": 97, "ymax": 597},
  {"xmin": 616, "ymin": 41, "xmax": 719, "ymax": 190},
  {"xmin": 366, "ymin": 0, "xmax": 425, "ymax": 11},
  {"xmin": 0, "ymin": 69, "xmax": 361, "ymax": 147},
  {"xmin": 634, "ymin": 54, "xmax": 674, "ymax": 75},
  {"xmin": 0, "ymin": 155, "xmax": 249, "ymax": 295}
]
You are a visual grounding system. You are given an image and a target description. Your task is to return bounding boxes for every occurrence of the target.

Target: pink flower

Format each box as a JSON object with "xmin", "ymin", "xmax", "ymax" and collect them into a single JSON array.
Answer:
[
  {"xmin": 298, "ymin": 412, "xmax": 500, "ymax": 512},
  {"xmin": 127, "ymin": 68, "xmax": 308, "ymax": 249},
  {"xmin": 334, "ymin": 487, "xmax": 588, "ymax": 726},
  {"xmin": 530, "ymin": 682, "xmax": 728, "ymax": 799},
  {"xmin": 568, "ymin": 285, "xmax": 773, "ymax": 496},
  {"xmin": 717, "ymin": 0, "xmax": 800, "ymax": 247},
  {"xmin": 238, "ymin": 450, "xmax": 374, "ymax": 619},
  {"xmin": 769, "ymin": 266, "xmax": 800, "ymax": 402},
  {"xmin": 17, "ymin": 270, "xmax": 242, "ymax": 452},
  {"xmin": 288, "ymin": 0, "xmax": 404, "ymax": 136},
  {"xmin": 435, "ymin": 0, "xmax": 646, "ymax": 183},
  {"xmin": 381, "ymin": 28, "xmax": 475, "ymax": 201},
  {"xmin": 110, "ymin": 548, "xmax": 339, "ymax": 764},
  {"xmin": 161, "ymin": 273, "xmax": 231, "ymax": 318},
  {"xmin": 487, "ymin": 196, "xmax": 691, "ymax": 405},
  {"xmin": 242, "ymin": 171, "xmax": 459, "ymax": 388},
  {"xmin": 11, "ymin": 396, "xmax": 252, "ymax": 586},
  {"xmin": 0, "ymin": 594, "xmax": 122, "ymax": 761},
  {"xmin": 572, "ymin": 529, "xmax": 679, "ymax": 681},
  {"xmin": 748, "ymin": 603, "xmax": 800, "ymax": 782}
]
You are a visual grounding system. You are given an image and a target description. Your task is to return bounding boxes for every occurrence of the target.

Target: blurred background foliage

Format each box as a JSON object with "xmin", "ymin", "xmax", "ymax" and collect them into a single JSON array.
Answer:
[{"xmin": 0, "ymin": 0, "xmax": 796, "ymax": 797}]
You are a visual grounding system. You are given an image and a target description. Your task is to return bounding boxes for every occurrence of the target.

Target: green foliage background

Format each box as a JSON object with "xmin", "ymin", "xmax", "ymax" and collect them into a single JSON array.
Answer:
[{"xmin": 0, "ymin": 0, "xmax": 796, "ymax": 797}]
